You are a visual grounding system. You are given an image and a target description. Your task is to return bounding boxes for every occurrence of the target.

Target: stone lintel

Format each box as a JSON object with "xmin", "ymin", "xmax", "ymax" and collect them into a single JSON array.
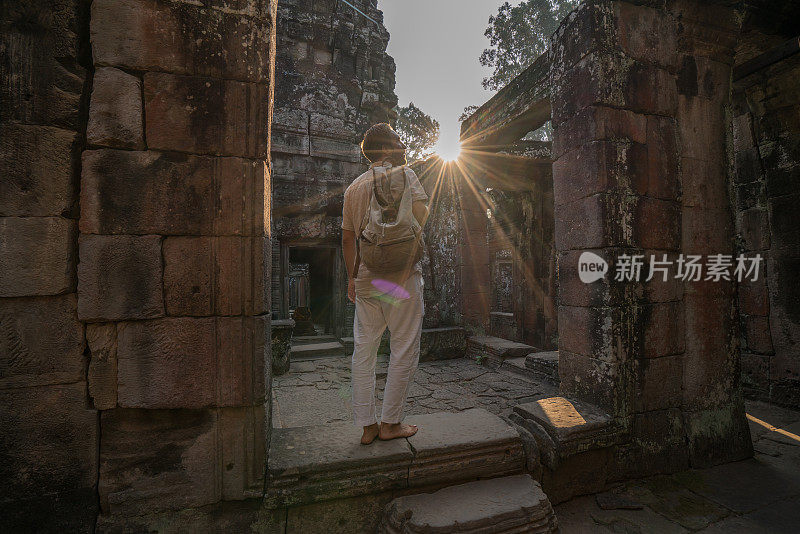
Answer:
[
  {"xmin": 461, "ymin": 52, "xmax": 551, "ymax": 148},
  {"xmin": 266, "ymin": 409, "xmax": 523, "ymax": 509}
]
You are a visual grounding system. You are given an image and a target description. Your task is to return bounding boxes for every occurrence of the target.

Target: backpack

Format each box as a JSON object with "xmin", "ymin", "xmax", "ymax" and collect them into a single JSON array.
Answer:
[{"xmin": 355, "ymin": 165, "xmax": 424, "ymax": 276}]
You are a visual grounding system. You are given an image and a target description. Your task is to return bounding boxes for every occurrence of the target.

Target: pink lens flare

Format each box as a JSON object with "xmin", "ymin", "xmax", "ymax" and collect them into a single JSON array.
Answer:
[{"xmin": 371, "ymin": 278, "xmax": 410, "ymax": 300}]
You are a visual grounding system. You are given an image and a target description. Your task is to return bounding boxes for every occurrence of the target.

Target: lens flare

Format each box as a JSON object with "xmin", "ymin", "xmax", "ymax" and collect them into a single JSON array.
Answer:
[{"xmin": 371, "ymin": 278, "xmax": 410, "ymax": 304}]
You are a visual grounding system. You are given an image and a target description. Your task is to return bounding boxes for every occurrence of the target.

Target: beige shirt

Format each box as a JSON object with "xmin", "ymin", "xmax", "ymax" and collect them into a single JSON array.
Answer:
[{"xmin": 342, "ymin": 161, "xmax": 428, "ymax": 295}]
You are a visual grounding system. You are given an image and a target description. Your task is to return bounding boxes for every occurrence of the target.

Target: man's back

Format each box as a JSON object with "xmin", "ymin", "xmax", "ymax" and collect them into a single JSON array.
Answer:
[{"xmin": 342, "ymin": 161, "xmax": 428, "ymax": 292}]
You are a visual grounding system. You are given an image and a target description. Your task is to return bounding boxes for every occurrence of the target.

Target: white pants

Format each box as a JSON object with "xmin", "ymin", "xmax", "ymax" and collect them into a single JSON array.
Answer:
[{"xmin": 352, "ymin": 272, "xmax": 424, "ymax": 427}]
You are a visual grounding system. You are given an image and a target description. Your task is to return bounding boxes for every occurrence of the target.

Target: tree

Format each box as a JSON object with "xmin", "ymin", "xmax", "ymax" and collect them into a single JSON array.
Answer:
[
  {"xmin": 459, "ymin": 105, "xmax": 480, "ymax": 123},
  {"xmin": 480, "ymin": 0, "xmax": 580, "ymax": 92},
  {"xmin": 395, "ymin": 102, "xmax": 440, "ymax": 162}
]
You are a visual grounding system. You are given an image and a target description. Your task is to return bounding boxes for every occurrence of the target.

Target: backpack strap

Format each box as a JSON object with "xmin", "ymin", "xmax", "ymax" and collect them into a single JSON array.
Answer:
[{"xmin": 352, "ymin": 167, "xmax": 376, "ymax": 280}]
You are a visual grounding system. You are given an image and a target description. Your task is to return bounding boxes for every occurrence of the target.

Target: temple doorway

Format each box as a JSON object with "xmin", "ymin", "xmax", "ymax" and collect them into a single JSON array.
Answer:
[{"xmin": 281, "ymin": 244, "xmax": 343, "ymax": 337}]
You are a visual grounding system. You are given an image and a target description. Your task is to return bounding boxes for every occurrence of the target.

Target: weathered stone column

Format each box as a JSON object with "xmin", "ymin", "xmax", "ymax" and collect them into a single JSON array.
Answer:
[
  {"xmin": 1, "ymin": 2, "xmax": 98, "ymax": 531},
  {"xmin": 78, "ymin": 0, "xmax": 276, "ymax": 527},
  {"xmin": 550, "ymin": 0, "xmax": 750, "ymax": 475}
]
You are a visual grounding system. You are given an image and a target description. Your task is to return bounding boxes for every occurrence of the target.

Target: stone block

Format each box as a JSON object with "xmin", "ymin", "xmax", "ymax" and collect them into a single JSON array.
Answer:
[
  {"xmin": 744, "ymin": 315, "xmax": 773, "ymax": 354},
  {"xmin": 87, "ymin": 67, "xmax": 144, "ymax": 149},
  {"xmin": 558, "ymin": 350, "xmax": 620, "ymax": 414},
  {"xmin": 645, "ymin": 116, "xmax": 680, "ymax": 201},
  {"xmin": 0, "ymin": 383, "xmax": 98, "ymax": 506},
  {"xmin": 0, "ymin": 124, "xmax": 77, "ymax": 216},
  {"xmin": 0, "ymin": 295, "xmax": 84, "ymax": 389},
  {"xmin": 287, "ymin": 491, "xmax": 395, "ymax": 534},
  {"xmin": 682, "ymin": 293, "xmax": 738, "ymax": 410},
  {"xmin": 271, "ymin": 319, "xmax": 295, "ymax": 376},
  {"xmin": 552, "ymin": 140, "xmax": 648, "ymax": 208},
  {"xmin": 525, "ymin": 351, "xmax": 560, "ymax": 380},
  {"xmin": 419, "ymin": 327, "xmax": 467, "ymax": 361},
  {"xmin": 554, "ymin": 193, "xmax": 607, "ymax": 250},
  {"xmin": 684, "ymin": 403, "xmax": 753, "ymax": 468},
  {"xmin": 219, "ymin": 406, "xmax": 266, "ymax": 501},
  {"xmin": 163, "ymin": 236, "xmax": 267, "ymax": 316},
  {"xmin": 405, "ymin": 409, "xmax": 525, "ymax": 488},
  {"xmin": 634, "ymin": 197, "xmax": 681, "ymax": 251},
  {"xmin": 613, "ymin": 2, "xmax": 679, "ymax": 69},
  {"xmin": 96, "ymin": 498, "xmax": 267, "ymax": 534},
  {"xmin": 116, "ymin": 317, "xmax": 266, "ymax": 409},
  {"xmin": 741, "ymin": 352, "xmax": 770, "ymax": 398},
  {"xmin": 738, "ymin": 208, "xmax": 771, "ymax": 252},
  {"xmin": 0, "ymin": 1, "xmax": 87, "ymax": 130},
  {"xmin": 770, "ymin": 192, "xmax": 800, "ymax": 250},
  {"xmin": 513, "ymin": 397, "xmax": 617, "ymax": 458},
  {"xmin": 271, "ymin": 131, "xmax": 311, "ymax": 156},
  {"xmin": 272, "ymin": 108, "xmax": 309, "ymax": 134},
  {"xmin": 644, "ymin": 301, "xmax": 685, "ymax": 358},
  {"xmin": 634, "ymin": 355, "xmax": 683, "ymax": 412},
  {"xmin": 552, "ymin": 52, "xmax": 676, "ymax": 126},
  {"xmin": 99, "ymin": 408, "xmax": 219, "ymax": 515},
  {"xmin": 682, "ymin": 206, "xmax": 734, "ymax": 255},
  {"xmin": 77, "ymin": 234, "xmax": 164, "ymax": 322},
  {"xmin": 682, "ymin": 156, "xmax": 728, "ymax": 209},
  {"xmin": 556, "ymin": 249, "xmax": 613, "ymax": 308},
  {"xmin": 380, "ymin": 475, "xmax": 558, "ymax": 534},
  {"xmin": 465, "ymin": 335, "xmax": 534, "ymax": 364},
  {"xmin": 81, "ymin": 149, "xmax": 267, "ymax": 236},
  {"xmin": 267, "ymin": 420, "xmax": 413, "ymax": 508},
  {"xmin": 677, "ymin": 95, "xmax": 726, "ymax": 163},
  {"xmin": 87, "ymin": 323, "xmax": 118, "ymax": 410},
  {"xmin": 553, "ymin": 106, "xmax": 647, "ymax": 159},
  {"xmin": 309, "ymin": 135, "xmax": 362, "ymax": 162},
  {"xmin": 144, "ymin": 72, "xmax": 269, "ymax": 158},
  {"xmin": 91, "ymin": 0, "xmax": 274, "ymax": 82},
  {"xmin": 0, "ymin": 216, "xmax": 76, "ymax": 297}
]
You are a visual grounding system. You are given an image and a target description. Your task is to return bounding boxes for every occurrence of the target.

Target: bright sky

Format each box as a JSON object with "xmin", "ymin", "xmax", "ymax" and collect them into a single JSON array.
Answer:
[{"xmin": 378, "ymin": 0, "xmax": 508, "ymax": 160}]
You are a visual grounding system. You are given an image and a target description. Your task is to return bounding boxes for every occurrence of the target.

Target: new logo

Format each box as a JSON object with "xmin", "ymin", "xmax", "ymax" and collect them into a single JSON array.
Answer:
[{"xmin": 578, "ymin": 251, "xmax": 608, "ymax": 283}]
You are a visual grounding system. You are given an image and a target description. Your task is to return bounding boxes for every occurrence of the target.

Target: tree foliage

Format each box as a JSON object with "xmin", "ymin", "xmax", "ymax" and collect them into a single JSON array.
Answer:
[
  {"xmin": 480, "ymin": 0, "xmax": 580, "ymax": 91},
  {"xmin": 395, "ymin": 102, "xmax": 440, "ymax": 162}
]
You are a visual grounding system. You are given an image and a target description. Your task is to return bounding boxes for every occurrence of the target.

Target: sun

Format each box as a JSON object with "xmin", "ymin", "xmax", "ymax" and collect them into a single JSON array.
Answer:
[{"xmin": 435, "ymin": 138, "xmax": 462, "ymax": 162}]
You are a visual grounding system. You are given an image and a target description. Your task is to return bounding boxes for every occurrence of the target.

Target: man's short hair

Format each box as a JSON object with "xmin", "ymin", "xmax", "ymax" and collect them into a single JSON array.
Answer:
[{"xmin": 361, "ymin": 123, "xmax": 400, "ymax": 163}]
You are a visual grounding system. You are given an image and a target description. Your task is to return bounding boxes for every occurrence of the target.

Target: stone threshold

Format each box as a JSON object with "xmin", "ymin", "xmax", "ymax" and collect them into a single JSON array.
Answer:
[
  {"xmin": 341, "ymin": 326, "xmax": 466, "ymax": 361},
  {"xmin": 265, "ymin": 408, "xmax": 525, "ymax": 509}
]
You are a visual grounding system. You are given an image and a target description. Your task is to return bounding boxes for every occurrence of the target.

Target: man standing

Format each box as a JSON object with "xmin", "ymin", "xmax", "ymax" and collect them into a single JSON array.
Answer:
[{"xmin": 341, "ymin": 123, "xmax": 429, "ymax": 445}]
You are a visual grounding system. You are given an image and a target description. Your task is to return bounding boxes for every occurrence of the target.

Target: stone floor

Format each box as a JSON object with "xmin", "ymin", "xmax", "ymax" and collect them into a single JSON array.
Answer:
[
  {"xmin": 271, "ymin": 355, "xmax": 800, "ymax": 533},
  {"xmin": 271, "ymin": 355, "xmax": 558, "ymax": 428}
]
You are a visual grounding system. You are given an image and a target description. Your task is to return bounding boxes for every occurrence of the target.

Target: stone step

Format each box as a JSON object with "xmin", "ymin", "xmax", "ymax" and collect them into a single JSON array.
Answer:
[
  {"xmin": 291, "ymin": 334, "xmax": 338, "ymax": 346},
  {"xmin": 266, "ymin": 408, "xmax": 525, "ymax": 509},
  {"xmin": 501, "ymin": 356, "xmax": 542, "ymax": 382},
  {"xmin": 525, "ymin": 350, "xmax": 559, "ymax": 382},
  {"xmin": 379, "ymin": 474, "xmax": 558, "ymax": 533},
  {"xmin": 342, "ymin": 327, "xmax": 467, "ymax": 361},
  {"xmin": 289, "ymin": 341, "xmax": 345, "ymax": 359},
  {"xmin": 466, "ymin": 335, "xmax": 537, "ymax": 367}
]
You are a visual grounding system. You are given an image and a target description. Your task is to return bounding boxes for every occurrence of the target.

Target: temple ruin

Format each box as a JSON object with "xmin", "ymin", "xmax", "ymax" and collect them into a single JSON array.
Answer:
[{"xmin": 1, "ymin": 0, "xmax": 799, "ymax": 532}]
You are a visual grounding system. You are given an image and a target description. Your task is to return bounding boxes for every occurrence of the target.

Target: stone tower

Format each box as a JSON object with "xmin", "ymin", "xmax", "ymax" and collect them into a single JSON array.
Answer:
[{"xmin": 270, "ymin": 0, "xmax": 397, "ymax": 337}]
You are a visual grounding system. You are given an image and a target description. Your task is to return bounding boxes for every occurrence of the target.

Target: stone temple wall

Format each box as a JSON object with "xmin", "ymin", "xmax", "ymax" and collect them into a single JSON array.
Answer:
[
  {"xmin": 269, "ymin": 0, "xmax": 397, "ymax": 335},
  {"xmin": 1, "ymin": 1, "xmax": 96, "ymax": 530},
  {"xmin": 1, "ymin": 0, "xmax": 277, "ymax": 530},
  {"xmin": 732, "ymin": 28, "xmax": 800, "ymax": 409}
]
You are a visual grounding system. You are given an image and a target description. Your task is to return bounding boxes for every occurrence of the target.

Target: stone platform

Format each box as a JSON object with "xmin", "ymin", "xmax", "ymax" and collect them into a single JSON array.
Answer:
[{"xmin": 266, "ymin": 408, "xmax": 524, "ymax": 509}]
